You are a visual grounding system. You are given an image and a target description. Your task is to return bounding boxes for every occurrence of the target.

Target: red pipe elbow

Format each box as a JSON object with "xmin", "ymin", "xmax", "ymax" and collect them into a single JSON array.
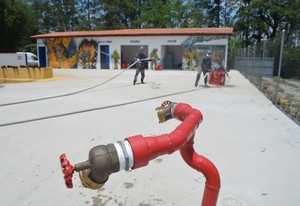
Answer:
[
  {"xmin": 173, "ymin": 102, "xmax": 202, "ymax": 122},
  {"xmin": 126, "ymin": 103, "xmax": 203, "ymax": 169},
  {"xmin": 180, "ymin": 137, "xmax": 221, "ymax": 206}
]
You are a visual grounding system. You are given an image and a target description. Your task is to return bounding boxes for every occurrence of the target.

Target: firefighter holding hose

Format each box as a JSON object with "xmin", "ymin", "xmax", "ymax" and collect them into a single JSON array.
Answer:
[
  {"xmin": 195, "ymin": 50, "xmax": 212, "ymax": 87},
  {"xmin": 133, "ymin": 47, "xmax": 148, "ymax": 85}
]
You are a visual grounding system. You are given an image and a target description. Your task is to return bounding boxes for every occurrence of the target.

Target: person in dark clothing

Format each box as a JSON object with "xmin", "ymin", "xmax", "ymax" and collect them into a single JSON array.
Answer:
[
  {"xmin": 133, "ymin": 47, "xmax": 147, "ymax": 85},
  {"xmin": 195, "ymin": 50, "xmax": 212, "ymax": 87}
]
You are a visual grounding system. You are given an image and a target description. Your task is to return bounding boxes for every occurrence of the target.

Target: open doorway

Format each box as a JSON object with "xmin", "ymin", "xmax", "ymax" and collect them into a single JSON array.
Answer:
[
  {"xmin": 121, "ymin": 45, "xmax": 148, "ymax": 68},
  {"xmin": 160, "ymin": 45, "xmax": 183, "ymax": 70}
]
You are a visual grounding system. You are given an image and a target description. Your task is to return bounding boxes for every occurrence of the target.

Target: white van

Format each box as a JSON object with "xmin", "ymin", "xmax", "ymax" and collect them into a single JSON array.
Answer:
[{"xmin": 17, "ymin": 52, "xmax": 39, "ymax": 67}]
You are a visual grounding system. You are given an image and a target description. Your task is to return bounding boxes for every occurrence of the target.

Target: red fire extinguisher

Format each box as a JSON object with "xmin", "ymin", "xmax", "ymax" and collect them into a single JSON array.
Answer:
[
  {"xmin": 220, "ymin": 70, "xmax": 225, "ymax": 85},
  {"xmin": 209, "ymin": 68, "xmax": 226, "ymax": 86}
]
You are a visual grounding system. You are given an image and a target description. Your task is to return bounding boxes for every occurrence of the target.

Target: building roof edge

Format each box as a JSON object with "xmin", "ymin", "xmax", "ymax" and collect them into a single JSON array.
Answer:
[{"xmin": 31, "ymin": 28, "xmax": 233, "ymax": 39}]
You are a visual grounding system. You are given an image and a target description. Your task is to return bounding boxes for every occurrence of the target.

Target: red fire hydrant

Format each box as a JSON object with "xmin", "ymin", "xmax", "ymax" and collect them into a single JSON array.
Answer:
[{"xmin": 60, "ymin": 101, "xmax": 221, "ymax": 206}]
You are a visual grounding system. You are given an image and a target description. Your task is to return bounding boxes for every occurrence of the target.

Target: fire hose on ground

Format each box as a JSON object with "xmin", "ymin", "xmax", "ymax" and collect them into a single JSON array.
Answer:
[{"xmin": 59, "ymin": 101, "xmax": 221, "ymax": 206}]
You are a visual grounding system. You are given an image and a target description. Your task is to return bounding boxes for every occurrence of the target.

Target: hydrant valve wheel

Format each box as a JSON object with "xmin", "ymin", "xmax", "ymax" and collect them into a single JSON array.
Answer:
[
  {"xmin": 60, "ymin": 153, "xmax": 74, "ymax": 189},
  {"xmin": 161, "ymin": 100, "xmax": 172, "ymax": 107}
]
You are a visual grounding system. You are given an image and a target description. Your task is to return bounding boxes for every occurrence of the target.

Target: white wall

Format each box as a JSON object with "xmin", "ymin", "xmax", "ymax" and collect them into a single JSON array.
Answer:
[
  {"xmin": 37, "ymin": 35, "xmax": 229, "ymax": 69},
  {"xmin": 107, "ymin": 36, "xmax": 187, "ymax": 69},
  {"xmin": 104, "ymin": 36, "xmax": 229, "ymax": 69}
]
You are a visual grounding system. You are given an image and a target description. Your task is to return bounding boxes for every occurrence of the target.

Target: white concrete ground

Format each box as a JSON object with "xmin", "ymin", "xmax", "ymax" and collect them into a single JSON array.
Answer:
[{"xmin": 0, "ymin": 69, "xmax": 299, "ymax": 206}]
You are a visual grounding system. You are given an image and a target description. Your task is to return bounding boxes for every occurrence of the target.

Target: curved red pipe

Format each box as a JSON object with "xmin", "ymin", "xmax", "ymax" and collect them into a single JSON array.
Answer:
[
  {"xmin": 126, "ymin": 103, "xmax": 221, "ymax": 206},
  {"xmin": 180, "ymin": 136, "xmax": 220, "ymax": 206}
]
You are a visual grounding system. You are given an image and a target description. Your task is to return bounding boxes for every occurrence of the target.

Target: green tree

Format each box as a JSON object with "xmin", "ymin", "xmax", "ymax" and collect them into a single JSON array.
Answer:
[
  {"xmin": 186, "ymin": 0, "xmax": 233, "ymax": 28},
  {"xmin": 75, "ymin": 0, "xmax": 104, "ymax": 30},
  {"xmin": 32, "ymin": 0, "xmax": 77, "ymax": 32},
  {"xmin": 232, "ymin": 0, "xmax": 300, "ymax": 79},
  {"xmin": 182, "ymin": 0, "xmax": 206, "ymax": 27},
  {"xmin": 139, "ymin": 0, "xmax": 173, "ymax": 28},
  {"xmin": 234, "ymin": 0, "xmax": 300, "ymax": 45},
  {"xmin": 207, "ymin": 0, "xmax": 222, "ymax": 27},
  {"xmin": 227, "ymin": 38, "xmax": 243, "ymax": 70},
  {"xmin": 0, "ymin": 0, "xmax": 34, "ymax": 52},
  {"xmin": 282, "ymin": 46, "xmax": 300, "ymax": 79},
  {"xmin": 222, "ymin": 0, "xmax": 237, "ymax": 27},
  {"xmin": 101, "ymin": 0, "xmax": 131, "ymax": 29},
  {"xmin": 234, "ymin": 0, "xmax": 254, "ymax": 46},
  {"xmin": 170, "ymin": 0, "xmax": 190, "ymax": 28}
]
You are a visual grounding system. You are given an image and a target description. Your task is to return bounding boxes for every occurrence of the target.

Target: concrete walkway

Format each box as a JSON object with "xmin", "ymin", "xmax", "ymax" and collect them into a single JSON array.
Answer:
[{"xmin": 0, "ymin": 69, "xmax": 299, "ymax": 206}]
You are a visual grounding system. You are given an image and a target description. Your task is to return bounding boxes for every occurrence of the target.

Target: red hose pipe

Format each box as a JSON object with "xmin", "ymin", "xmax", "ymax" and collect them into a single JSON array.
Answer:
[
  {"xmin": 59, "ymin": 101, "xmax": 221, "ymax": 205},
  {"xmin": 180, "ymin": 135, "xmax": 220, "ymax": 206},
  {"xmin": 126, "ymin": 103, "xmax": 203, "ymax": 169},
  {"xmin": 126, "ymin": 102, "xmax": 220, "ymax": 206}
]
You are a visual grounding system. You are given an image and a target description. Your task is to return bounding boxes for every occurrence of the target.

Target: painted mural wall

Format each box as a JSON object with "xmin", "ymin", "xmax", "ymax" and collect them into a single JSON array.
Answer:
[
  {"xmin": 181, "ymin": 36, "xmax": 227, "ymax": 70},
  {"xmin": 44, "ymin": 38, "xmax": 99, "ymax": 69},
  {"xmin": 44, "ymin": 38, "xmax": 77, "ymax": 68},
  {"xmin": 77, "ymin": 39, "xmax": 98, "ymax": 69}
]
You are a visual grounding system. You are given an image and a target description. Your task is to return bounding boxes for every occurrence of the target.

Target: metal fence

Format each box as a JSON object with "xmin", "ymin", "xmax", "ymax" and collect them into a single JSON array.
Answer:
[
  {"xmin": 233, "ymin": 42, "xmax": 275, "ymax": 91},
  {"xmin": 235, "ymin": 56, "xmax": 274, "ymax": 77},
  {"xmin": 232, "ymin": 39, "xmax": 300, "ymax": 124}
]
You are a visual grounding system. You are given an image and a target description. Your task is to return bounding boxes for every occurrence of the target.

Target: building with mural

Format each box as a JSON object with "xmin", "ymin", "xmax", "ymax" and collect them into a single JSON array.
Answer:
[{"xmin": 31, "ymin": 28, "xmax": 233, "ymax": 70}]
